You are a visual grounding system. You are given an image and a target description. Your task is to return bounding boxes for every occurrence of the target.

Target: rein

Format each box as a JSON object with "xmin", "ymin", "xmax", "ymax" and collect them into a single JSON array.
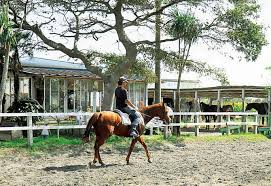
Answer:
[{"xmin": 139, "ymin": 112, "xmax": 152, "ymax": 118}]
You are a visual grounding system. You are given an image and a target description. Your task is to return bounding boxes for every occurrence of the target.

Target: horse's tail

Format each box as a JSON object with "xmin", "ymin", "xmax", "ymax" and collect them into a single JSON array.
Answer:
[{"xmin": 82, "ymin": 112, "xmax": 101, "ymax": 143}]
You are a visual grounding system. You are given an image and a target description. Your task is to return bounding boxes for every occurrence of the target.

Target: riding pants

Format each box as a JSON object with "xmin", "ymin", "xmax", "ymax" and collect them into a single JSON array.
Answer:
[{"xmin": 121, "ymin": 106, "xmax": 141, "ymax": 132}]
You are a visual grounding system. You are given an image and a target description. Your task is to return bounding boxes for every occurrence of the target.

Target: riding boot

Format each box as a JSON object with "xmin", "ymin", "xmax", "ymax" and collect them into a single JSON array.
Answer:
[{"xmin": 130, "ymin": 121, "xmax": 139, "ymax": 139}]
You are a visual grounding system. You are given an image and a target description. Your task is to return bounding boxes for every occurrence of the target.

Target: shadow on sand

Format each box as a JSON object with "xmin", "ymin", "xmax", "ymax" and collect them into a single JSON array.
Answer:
[{"xmin": 43, "ymin": 163, "xmax": 119, "ymax": 172}]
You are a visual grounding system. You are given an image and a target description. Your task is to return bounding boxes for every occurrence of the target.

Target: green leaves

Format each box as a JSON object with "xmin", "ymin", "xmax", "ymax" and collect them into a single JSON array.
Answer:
[
  {"xmin": 167, "ymin": 10, "xmax": 202, "ymax": 43},
  {"xmin": 220, "ymin": 2, "xmax": 267, "ymax": 61},
  {"xmin": 0, "ymin": 5, "xmax": 16, "ymax": 46}
]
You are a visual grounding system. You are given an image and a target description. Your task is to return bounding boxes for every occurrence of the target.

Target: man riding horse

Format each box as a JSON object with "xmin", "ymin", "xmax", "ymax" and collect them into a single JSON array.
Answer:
[{"xmin": 115, "ymin": 77, "xmax": 141, "ymax": 139}]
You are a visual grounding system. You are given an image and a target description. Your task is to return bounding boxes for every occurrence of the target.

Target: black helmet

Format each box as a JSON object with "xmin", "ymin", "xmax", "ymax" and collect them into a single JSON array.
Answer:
[{"xmin": 118, "ymin": 76, "xmax": 128, "ymax": 85}]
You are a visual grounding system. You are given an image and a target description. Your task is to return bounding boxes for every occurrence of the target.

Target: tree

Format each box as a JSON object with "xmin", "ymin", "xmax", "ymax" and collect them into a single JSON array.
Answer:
[
  {"xmin": 8, "ymin": 0, "xmax": 267, "ymax": 111},
  {"xmin": 0, "ymin": 3, "xmax": 16, "ymax": 115},
  {"xmin": 154, "ymin": 0, "xmax": 162, "ymax": 104},
  {"xmin": 8, "ymin": 0, "xmax": 183, "ymax": 110},
  {"xmin": 167, "ymin": 11, "xmax": 201, "ymax": 112},
  {"xmin": 164, "ymin": 1, "xmax": 266, "ymax": 110}
]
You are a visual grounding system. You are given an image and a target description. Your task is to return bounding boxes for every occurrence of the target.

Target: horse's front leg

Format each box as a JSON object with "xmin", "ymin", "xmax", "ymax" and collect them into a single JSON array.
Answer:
[
  {"xmin": 90, "ymin": 137, "xmax": 107, "ymax": 167},
  {"xmin": 126, "ymin": 138, "xmax": 138, "ymax": 165},
  {"xmin": 138, "ymin": 136, "xmax": 151, "ymax": 163}
]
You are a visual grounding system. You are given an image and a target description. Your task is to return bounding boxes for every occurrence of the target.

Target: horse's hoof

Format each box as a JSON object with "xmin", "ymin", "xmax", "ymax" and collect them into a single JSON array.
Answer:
[
  {"xmin": 148, "ymin": 159, "xmax": 152, "ymax": 163},
  {"xmin": 126, "ymin": 161, "xmax": 130, "ymax": 165}
]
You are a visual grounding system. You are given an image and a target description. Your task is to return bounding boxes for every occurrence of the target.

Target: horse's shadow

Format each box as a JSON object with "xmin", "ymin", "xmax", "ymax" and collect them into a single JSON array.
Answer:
[{"xmin": 43, "ymin": 163, "xmax": 118, "ymax": 172}]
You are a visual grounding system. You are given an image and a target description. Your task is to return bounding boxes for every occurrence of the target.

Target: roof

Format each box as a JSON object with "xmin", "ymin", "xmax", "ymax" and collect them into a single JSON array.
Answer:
[
  {"xmin": 21, "ymin": 67, "xmax": 100, "ymax": 79},
  {"xmin": 20, "ymin": 57, "xmax": 100, "ymax": 79},
  {"xmin": 148, "ymin": 85, "xmax": 270, "ymax": 99},
  {"xmin": 21, "ymin": 57, "xmax": 86, "ymax": 70}
]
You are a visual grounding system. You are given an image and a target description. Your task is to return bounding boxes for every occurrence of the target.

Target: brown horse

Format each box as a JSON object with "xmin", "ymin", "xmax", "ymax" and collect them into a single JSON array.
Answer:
[{"xmin": 82, "ymin": 102, "xmax": 171, "ymax": 166}]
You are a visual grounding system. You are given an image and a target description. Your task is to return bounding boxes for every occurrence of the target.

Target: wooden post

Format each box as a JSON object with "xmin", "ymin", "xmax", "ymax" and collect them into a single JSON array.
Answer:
[
  {"xmin": 27, "ymin": 113, "xmax": 33, "ymax": 148},
  {"xmin": 245, "ymin": 115, "xmax": 248, "ymax": 133},
  {"xmin": 268, "ymin": 90, "xmax": 271, "ymax": 130},
  {"xmin": 217, "ymin": 90, "xmax": 221, "ymax": 123},
  {"xmin": 195, "ymin": 114, "xmax": 199, "ymax": 136},
  {"xmin": 163, "ymin": 125, "xmax": 168, "ymax": 139},
  {"xmin": 254, "ymin": 114, "xmax": 258, "ymax": 134},
  {"xmin": 226, "ymin": 125, "xmax": 230, "ymax": 135},
  {"xmin": 241, "ymin": 89, "xmax": 246, "ymax": 131}
]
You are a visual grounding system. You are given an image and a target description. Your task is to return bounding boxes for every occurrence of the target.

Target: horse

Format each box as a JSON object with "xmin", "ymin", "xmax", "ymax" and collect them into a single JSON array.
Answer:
[
  {"xmin": 82, "ymin": 102, "xmax": 171, "ymax": 166},
  {"xmin": 200, "ymin": 102, "xmax": 218, "ymax": 123},
  {"xmin": 246, "ymin": 103, "xmax": 268, "ymax": 124},
  {"xmin": 221, "ymin": 105, "xmax": 234, "ymax": 112}
]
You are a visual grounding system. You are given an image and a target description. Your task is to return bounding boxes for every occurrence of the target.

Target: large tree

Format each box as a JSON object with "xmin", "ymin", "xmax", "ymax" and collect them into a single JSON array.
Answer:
[
  {"xmin": 0, "ymin": 2, "xmax": 16, "ymax": 114},
  {"xmin": 164, "ymin": 0, "xmax": 266, "ymax": 110},
  {"xmin": 8, "ymin": 0, "xmax": 267, "ymax": 111},
  {"xmin": 8, "ymin": 0, "xmax": 188, "ymax": 110}
]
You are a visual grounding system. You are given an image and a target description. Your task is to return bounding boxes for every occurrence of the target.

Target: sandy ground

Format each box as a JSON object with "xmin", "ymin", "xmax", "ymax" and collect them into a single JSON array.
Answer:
[{"xmin": 1, "ymin": 140, "xmax": 271, "ymax": 186}]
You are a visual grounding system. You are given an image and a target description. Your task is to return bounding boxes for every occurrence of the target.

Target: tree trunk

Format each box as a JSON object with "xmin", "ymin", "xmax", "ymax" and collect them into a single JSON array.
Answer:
[
  {"xmin": 12, "ymin": 47, "xmax": 21, "ymax": 103},
  {"xmin": 101, "ymin": 76, "xmax": 118, "ymax": 111},
  {"xmin": 154, "ymin": 0, "xmax": 161, "ymax": 104},
  {"xmin": 0, "ymin": 44, "xmax": 11, "ymax": 115}
]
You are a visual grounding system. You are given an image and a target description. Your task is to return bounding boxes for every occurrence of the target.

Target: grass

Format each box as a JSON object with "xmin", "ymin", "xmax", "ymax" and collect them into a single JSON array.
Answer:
[{"xmin": 0, "ymin": 133, "xmax": 269, "ymax": 156}]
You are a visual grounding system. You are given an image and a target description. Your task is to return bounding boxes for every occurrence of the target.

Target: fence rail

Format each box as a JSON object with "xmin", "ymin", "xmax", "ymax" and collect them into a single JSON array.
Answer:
[
  {"xmin": 0, "ymin": 112, "xmax": 261, "ymax": 147},
  {"xmin": 0, "ymin": 112, "xmax": 92, "ymax": 147},
  {"xmin": 149, "ymin": 112, "xmax": 259, "ymax": 137}
]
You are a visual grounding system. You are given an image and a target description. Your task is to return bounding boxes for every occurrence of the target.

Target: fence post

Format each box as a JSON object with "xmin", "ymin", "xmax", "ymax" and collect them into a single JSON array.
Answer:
[
  {"xmin": 245, "ymin": 115, "xmax": 248, "ymax": 133},
  {"xmin": 195, "ymin": 114, "xmax": 199, "ymax": 136},
  {"xmin": 254, "ymin": 114, "xmax": 258, "ymax": 134},
  {"xmin": 226, "ymin": 115, "xmax": 230, "ymax": 135},
  {"xmin": 27, "ymin": 113, "xmax": 33, "ymax": 148}
]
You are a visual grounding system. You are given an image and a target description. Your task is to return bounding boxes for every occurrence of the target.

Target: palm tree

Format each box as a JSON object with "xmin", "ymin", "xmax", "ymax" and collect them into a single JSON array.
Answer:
[
  {"xmin": 0, "ymin": 3, "xmax": 16, "ymax": 114},
  {"xmin": 167, "ymin": 10, "xmax": 201, "ymax": 112}
]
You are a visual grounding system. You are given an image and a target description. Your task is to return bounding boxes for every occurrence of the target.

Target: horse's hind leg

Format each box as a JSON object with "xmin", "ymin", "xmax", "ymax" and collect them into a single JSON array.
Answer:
[
  {"xmin": 126, "ymin": 139, "xmax": 137, "ymax": 165},
  {"xmin": 138, "ymin": 136, "xmax": 151, "ymax": 163}
]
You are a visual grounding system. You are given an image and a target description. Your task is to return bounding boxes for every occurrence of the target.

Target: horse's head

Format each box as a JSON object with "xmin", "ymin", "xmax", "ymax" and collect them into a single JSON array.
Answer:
[
  {"xmin": 140, "ymin": 102, "xmax": 172, "ymax": 124},
  {"xmin": 245, "ymin": 103, "xmax": 253, "ymax": 111},
  {"xmin": 157, "ymin": 102, "xmax": 172, "ymax": 124},
  {"xmin": 200, "ymin": 102, "xmax": 206, "ymax": 111}
]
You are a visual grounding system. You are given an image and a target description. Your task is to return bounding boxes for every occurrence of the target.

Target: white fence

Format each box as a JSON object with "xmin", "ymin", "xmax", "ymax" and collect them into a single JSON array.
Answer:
[
  {"xmin": 0, "ymin": 112, "xmax": 260, "ymax": 147},
  {"xmin": 0, "ymin": 112, "xmax": 92, "ymax": 147},
  {"xmin": 149, "ymin": 112, "xmax": 259, "ymax": 137}
]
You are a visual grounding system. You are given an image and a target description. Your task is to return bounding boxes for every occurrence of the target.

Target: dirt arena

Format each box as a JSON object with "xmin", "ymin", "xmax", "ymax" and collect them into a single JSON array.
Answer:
[{"xmin": 1, "ymin": 140, "xmax": 271, "ymax": 186}]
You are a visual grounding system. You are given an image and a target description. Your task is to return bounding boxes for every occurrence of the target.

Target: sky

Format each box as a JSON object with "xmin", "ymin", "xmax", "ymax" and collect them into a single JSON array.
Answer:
[{"xmin": 34, "ymin": 0, "xmax": 271, "ymax": 87}]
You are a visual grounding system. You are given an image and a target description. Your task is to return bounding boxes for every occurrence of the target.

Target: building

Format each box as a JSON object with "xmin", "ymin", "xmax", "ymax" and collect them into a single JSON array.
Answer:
[{"xmin": 3, "ymin": 57, "xmax": 147, "ymax": 112}]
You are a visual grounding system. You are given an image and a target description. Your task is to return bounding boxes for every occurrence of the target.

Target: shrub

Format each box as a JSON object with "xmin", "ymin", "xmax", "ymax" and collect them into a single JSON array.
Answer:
[{"xmin": 7, "ymin": 98, "xmax": 44, "ymax": 126}]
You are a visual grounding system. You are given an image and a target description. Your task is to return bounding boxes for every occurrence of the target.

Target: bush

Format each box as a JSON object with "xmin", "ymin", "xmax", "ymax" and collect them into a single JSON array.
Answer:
[{"xmin": 7, "ymin": 98, "xmax": 44, "ymax": 126}]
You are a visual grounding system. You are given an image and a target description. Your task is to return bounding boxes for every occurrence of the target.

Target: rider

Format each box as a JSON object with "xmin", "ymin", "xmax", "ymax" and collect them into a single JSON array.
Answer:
[{"xmin": 115, "ymin": 76, "xmax": 141, "ymax": 139}]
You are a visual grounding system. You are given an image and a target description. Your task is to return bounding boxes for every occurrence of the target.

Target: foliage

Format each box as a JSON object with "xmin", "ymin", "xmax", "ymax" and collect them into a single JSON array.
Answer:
[
  {"xmin": 0, "ymin": 5, "xmax": 16, "ymax": 46},
  {"xmin": 7, "ymin": 0, "xmax": 267, "ymax": 110},
  {"xmin": 167, "ymin": 10, "xmax": 202, "ymax": 44},
  {"xmin": 7, "ymin": 98, "xmax": 44, "ymax": 125},
  {"xmin": 219, "ymin": 2, "xmax": 267, "ymax": 61}
]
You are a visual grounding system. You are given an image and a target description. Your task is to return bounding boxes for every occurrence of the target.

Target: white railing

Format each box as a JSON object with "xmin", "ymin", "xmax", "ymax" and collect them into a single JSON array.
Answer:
[
  {"xmin": 0, "ymin": 111, "xmax": 261, "ymax": 146},
  {"xmin": 149, "ymin": 112, "xmax": 259, "ymax": 137},
  {"xmin": 0, "ymin": 112, "xmax": 93, "ymax": 147}
]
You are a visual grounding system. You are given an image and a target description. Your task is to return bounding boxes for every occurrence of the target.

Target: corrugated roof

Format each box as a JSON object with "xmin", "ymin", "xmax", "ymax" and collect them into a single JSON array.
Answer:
[
  {"xmin": 21, "ymin": 67, "xmax": 100, "ymax": 79},
  {"xmin": 148, "ymin": 85, "xmax": 270, "ymax": 98},
  {"xmin": 20, "ymin": 57, "xmax": 86, "ymax": 70}
]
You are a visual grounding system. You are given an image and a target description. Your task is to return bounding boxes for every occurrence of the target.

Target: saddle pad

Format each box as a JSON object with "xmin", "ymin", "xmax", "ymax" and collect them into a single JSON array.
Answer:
[{"xmin": 113, "ymin": 109, "xmax": 131, "ymax": 125}]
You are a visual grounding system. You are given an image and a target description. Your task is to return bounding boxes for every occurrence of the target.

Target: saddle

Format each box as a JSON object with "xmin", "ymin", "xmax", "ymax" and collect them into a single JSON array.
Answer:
[{"xmin": 113, "ymin": 109, "xmax": 131, "ymax": 125}]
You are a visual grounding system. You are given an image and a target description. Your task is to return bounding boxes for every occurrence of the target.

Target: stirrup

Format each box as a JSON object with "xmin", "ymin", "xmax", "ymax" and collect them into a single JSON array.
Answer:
[{"xmin": 130, "ymin": 131, "xmax": 139, "ymax": 139}]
